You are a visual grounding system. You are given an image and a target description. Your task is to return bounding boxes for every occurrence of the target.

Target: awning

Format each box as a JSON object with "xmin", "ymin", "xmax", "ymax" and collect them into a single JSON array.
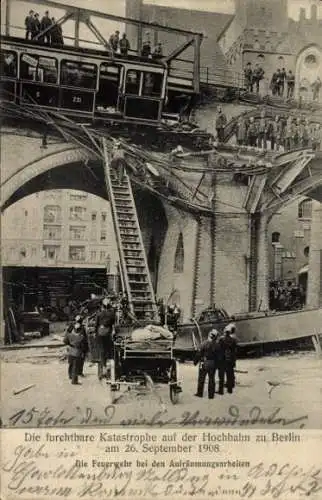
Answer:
[{"xmin": 298, "ymin": 264, "xmax": 309, "ymax": 275}]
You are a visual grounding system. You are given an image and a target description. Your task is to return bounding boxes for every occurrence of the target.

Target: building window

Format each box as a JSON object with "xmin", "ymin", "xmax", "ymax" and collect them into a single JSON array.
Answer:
[
  {"xmin": 298, "ymin": 199, "xmax": 312, "ymax": 220},
  {"xmin": 304, "ymin": 246, "xmax": 310, "ymax": 258},
  {"xmin": 69, "ymin": 225, "xmax": 86, "ymax": 240},
  {"xmin": 69, "ymin": 206, "xmax": 86, "ymax": 221},
  {"xmin": 70, "ymin": 193, "xmax": 88, "ymax": 201},
  {"xmin": 20, "ymin": 248, "xmax": 26, "ymax": 258},
  {"xmin": 254, "ymin": 39, "xmax": 260, "ymax": 50},
  {"xmin": 100, "ymin": 230, "xmax": 107, "ymax": 241},
  {"xmin": 101, "ymin": 212, "xmax": 107, "ymax": 222},
  {"xmin": 272, "ymin": 232, "xmax": 280, "ymax": 243},
  {"xmin": 44, "ymin": 205, "xmax": 61, "ymax": 223},
  {"xmin": 24, "ymin": 210, "xmax": 28, "ymax": 217},
  {"xmin": 100, "ymin": 250, "xmax": 106, "ymax": 261},
  {"xmin": 43, "ymin": 224, "xmax": 61, "ymax": 240},
  {"xmin": 92, "ymin": 212, "xmax": 97, "ymax": 221},
  {"xmin": 69, "ymin": 246, "xmax": 85, "ymax": 261},
  {"xmin": 174, "ymin": 232, "xmax": 184, "ymax": 273},
  {"xmin": 31, "ymin": 248, "xmax": 37, "ymax": 257},
  {"xmin": 90, "ymin": 251, "xmax": 97, "ymax": 261},
  {"xmin": 43, "ymin": 245, "xmax": 59, "ymax": 260}
]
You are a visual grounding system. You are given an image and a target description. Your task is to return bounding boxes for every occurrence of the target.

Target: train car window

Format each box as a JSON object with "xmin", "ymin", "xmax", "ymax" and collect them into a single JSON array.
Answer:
[
  {"xmin": 20, "ymin": 54, "xmax": 58, "ymax": 83},
  {"xmin": 142, "ymin": 72, "xmax": 163, "ymax": 97},
  {"xmin": 125, "ymin": 69, "xmax": 140, "ymax": 94},
  {"xmin": 61, "ymin": 60, "xmax": 97, "ymax": 89},
  {"xmin": 96, "ymin": 64, "xmax": 122, "ymax": 110},
  {"xmin": 1, "ymin": 50, "xmax": 17, "ymax": 78}
]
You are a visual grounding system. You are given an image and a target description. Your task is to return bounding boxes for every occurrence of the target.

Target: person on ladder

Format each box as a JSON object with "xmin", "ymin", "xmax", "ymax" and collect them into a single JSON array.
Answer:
[
  {"xmin": 95, "ymin": 297, "xmax": 116, "ymax": 380},
  {"xmin": 111, "ymin": 141, "xmax": 127, "ymax": 184}
]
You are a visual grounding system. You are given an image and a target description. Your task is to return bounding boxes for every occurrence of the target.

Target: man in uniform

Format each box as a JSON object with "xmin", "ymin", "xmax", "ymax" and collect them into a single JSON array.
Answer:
[
  {"xmin": 25, "ymin": 10, "xmax": 35, "ymax": 39},
  {"xmin": 244, "ymin": 62, "xmax": 253, "ymax": 92},
  {"xmin": 194, "ymin": 329, "xmax": 220, "ymax": 399},
  {"xmin": 40, "ymin": 11, "xmax": 52, "ymax": 44},
  {"xmin": 111, "ymin": 142, "xmax": 127, "ymax": 184},
  {"xmin": 286, "ymin": 71, "xmax": 295, "ymax": 99},
  {"xmin": 64, "ymin": 319, "xmax": 88, "ymax": 385},
  {"xmin": 109, "ymin": 30, "xmax": 120, "ymax": 52},
  {"xmin": 246, "ymin": 117, "xmax": 258, "ymax": 147},
  {"xmin": 257, "ymin": 110, "xmax": 269, "ymax": 149},
  {"xmin": 215, "ymin": 107, "xmax": 227, "ymax": 143},
  {"xmin": 95, "ymin": 298, "xmax": 116, "ymax": 380},
  {"xmin": 218, "ymin": 324, "xmax": 237, "ymax": 395},
  {"xmin": 119, "ymin": 33, "xmax": 130, "ymax": 56}
]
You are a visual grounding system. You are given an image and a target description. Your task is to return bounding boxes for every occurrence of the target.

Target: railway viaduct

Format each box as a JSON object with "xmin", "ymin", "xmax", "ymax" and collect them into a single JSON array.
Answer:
[{"xmin": 1, "ymin": 101, "xmax": 322, "ymax": 321}]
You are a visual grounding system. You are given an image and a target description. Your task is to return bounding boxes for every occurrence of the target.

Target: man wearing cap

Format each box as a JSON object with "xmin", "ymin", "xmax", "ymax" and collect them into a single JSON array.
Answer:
[
  {"xmin": 218, "ymin": 324, "xmax": 237, "ymax": 394},
  {"xmin": 111, "ymin": 142, "xmax": 127, "ymax": 185},
  {"xmin": 95, "ymin": 298, "xmax": 116, "ymax": 379},
  {"xmin": 64, "ymin": 320, "xmax": 88, "ymax": 385},
  {"xmin": 194, "ymin": 329, "xmax": 220, "ymax": 399}
]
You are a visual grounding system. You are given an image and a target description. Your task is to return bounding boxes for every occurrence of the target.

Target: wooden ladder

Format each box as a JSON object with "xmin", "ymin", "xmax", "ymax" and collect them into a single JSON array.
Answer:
[{"xmin": 102, "ymin": 138, "xmax": 159, "ymax": 322}]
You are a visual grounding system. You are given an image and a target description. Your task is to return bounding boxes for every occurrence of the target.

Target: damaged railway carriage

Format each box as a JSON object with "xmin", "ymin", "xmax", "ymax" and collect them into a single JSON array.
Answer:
[{"xmin": 1, "ymin": 35, "xmax": 198, "ymax": 126}]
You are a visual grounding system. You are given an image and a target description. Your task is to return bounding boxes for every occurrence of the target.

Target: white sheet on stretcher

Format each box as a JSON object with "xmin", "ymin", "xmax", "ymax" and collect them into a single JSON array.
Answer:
[{"xmin": 131, "ymin": 324, "xmax": 173, "ymax": 342}]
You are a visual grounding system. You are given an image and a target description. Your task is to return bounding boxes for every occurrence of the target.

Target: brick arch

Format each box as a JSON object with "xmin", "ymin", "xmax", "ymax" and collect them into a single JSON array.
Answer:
[{"xmin": 1, "ymin": 146, "xmax": 94, "ymax": 210}]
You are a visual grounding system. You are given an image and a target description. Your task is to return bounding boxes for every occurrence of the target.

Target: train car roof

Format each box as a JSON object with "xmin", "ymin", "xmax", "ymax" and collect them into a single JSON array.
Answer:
[{"xmin": 1, "ymin": 35, "xmax": 165, "ymax": 69}]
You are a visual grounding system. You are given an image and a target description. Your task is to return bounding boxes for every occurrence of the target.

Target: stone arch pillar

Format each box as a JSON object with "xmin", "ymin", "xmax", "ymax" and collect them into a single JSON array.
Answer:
[{"xmin": 307, "ymin": 201, "xmax": 322, "ymax": 308}]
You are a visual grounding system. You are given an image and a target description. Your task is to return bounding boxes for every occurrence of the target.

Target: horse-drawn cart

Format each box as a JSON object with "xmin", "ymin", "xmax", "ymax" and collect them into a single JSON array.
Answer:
[{"xmin": 108, "ymin": 335, "xmax": 182, "ymax": 404}]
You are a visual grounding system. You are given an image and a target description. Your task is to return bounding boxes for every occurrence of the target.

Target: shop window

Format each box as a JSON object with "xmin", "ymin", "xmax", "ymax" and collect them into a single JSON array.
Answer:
[
  {"xmin": 20, "ymin": 54, "xmax": 58, "ymax": 83},
  {"xmin": 272, "ymin": 232, "xmax": 280, "ymax": 243},
  {"xmin": 298, "ymin": 199, "xmax": 312, "ymax": 220},
  {"xmin": 174, "ymin": 233, "xmax": 184, "ymax": 273}
]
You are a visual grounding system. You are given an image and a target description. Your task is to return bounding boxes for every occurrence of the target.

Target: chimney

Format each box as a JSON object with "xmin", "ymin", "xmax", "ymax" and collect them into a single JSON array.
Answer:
[{"xmin": 311, "ymin": 4, "xmax": 317, "ymax": 22}]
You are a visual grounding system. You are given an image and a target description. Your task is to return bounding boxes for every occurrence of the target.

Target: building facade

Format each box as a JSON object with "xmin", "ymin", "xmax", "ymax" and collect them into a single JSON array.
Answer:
[
  {"xmin": 268, "ymin": 197, "xmax": 312, "ymax": 289},
  {"xmin": 2, "ymin": 189, "xmax": 118, "ymax": 270}
]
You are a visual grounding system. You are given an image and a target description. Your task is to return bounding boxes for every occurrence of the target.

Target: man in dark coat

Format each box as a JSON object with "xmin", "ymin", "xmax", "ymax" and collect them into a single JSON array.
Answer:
[
  {"xmin": 40, "ymin": 11, "xmax": 52, "ymax": 44},
  {"xmin": 64, "ymin": 321, "xmax": 88, "ymax": 385},
  {"xmin": 95, "ymin": 298, "xmax": 116, "ymax": 380},
  {"xmin": 215, "ymin": 107, "xmax": 227, "ymax": 143},
  {"xmin": 218, "ymin": 324, "xmax": 237, "ymax": 394},
  {"xmin": 25, "ymin": 10, "xmax": 35, "ymax": 39},
  {"xmin": 194, "ymin": 329, "xmax": 220, "ymax": 399}
]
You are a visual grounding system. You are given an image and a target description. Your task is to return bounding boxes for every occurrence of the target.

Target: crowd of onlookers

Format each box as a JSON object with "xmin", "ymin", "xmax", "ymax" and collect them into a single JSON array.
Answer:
[
  {"xmin": 215, "ymin": 106, "xmax": 321, "ymax": 151},
  {"xmin": 25, "ymin": 9, "xmax": 63, "ymax": 45},
  {"xmin": 24, "ymin": 13, "xmax": 164, "ymax": 60},
  {"xmin": 269, "ymin": 281, "xmax": 306, "ymax": 312},
  {"xmin": 109, "ymin": 29, "xmax": 163, "ymax": 59},
  {"xmin": 244, "ymin": 62, "xmax": 321, "ymax": 102}
]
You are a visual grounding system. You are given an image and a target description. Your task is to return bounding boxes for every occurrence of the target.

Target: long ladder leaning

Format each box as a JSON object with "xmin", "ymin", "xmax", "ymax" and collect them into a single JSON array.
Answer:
[{"xmin": 102, "ymin": 138, "xmax": 159, "ymax": 322}]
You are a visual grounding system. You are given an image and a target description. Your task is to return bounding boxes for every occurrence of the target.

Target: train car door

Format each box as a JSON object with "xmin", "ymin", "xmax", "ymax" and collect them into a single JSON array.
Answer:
[
  {"xmin": 121, "ymin": 67, "xmax": 164, "ymax": 121},
  {"xmin": 95, "ymin": 63, "xmax": 124, "ymax": 114}
]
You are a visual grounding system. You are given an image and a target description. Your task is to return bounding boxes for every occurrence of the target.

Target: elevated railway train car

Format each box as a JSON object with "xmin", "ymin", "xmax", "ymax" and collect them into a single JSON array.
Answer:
[{"xmin": 0, "ymin": 36, "xmax": 196, "ymax": 127}]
